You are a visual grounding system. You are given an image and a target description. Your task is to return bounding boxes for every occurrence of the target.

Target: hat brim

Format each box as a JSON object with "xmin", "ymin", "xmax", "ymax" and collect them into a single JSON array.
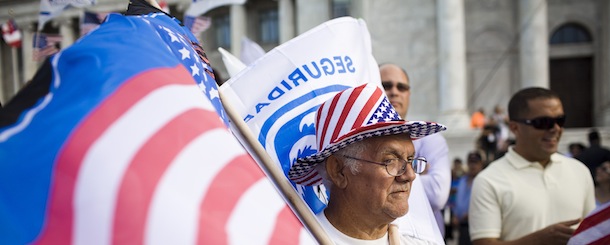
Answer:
[{"xmin": 288, "ymin": 121, "xmax": 446, "ymax": 186}]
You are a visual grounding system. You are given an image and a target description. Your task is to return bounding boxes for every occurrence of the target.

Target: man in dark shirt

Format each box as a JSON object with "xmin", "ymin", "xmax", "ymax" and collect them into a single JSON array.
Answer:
[{"xmin": 576, "ymin": 129, "xmax": 610, "ymax": 179}]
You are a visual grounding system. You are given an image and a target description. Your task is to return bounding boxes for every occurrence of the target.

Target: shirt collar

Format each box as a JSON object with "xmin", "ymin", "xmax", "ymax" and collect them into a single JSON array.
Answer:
[{"xmin": 505, "ymin": 146, "xmax": 562, "ymax": 169}]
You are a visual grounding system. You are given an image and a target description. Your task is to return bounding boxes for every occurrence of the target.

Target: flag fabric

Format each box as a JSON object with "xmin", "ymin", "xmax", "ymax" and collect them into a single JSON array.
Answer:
[
  {"xmin": 0, "ymin": 12, "xmax": 314, "ymax": 244},
  {"xmin": 219, "ymin": 16, "xmax": 381, "ymax": 215},
  {"xmin": 568, "ymin": 202, "xmax": 610, "ymax": 245},
  {"xmin": 183, "ymin": 15, "xmax": 212, "ymax": 36},
  {"xmin": 38, "ymin": 0, "xmax": 95, "ymax": 30},
  {"xmin": 80, "ymin": 10, "xmax": 108, "ymax": 37},
  {"xmin": 32, "ymin": 33, "xmax": 62, "ymax": 62},
  {"xmin": 218, "ymin": 47, "xmax": 247, "ymax": 78},
  {"xmin": 2, "ymin": 19, "xmax": 22, "ymax": 48},
  {"xmin": 185, "ymin": 0, "xmax": 246, "ymax": 17},
  {"xmin": 240, "ymin": 36, "xmax": 266, "ymax": 66},
  {"xmin": 159, "ymin": 0, "xmax": 170, "ymax": 14}
]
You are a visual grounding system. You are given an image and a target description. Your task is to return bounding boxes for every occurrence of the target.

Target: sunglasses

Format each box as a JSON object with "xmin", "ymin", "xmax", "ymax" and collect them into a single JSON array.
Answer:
[
  {"xmin": 382, "ymin": 81, "xmax": 410, "ymax": 92},
  {"xmin": 513, "ymin": 115, "xmax": 566, "ymax": 130}
]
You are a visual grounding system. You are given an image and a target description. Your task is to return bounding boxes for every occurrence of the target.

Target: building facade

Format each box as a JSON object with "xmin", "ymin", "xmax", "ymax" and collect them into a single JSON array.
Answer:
[{"xmin": 1, "ymin": 0, "xmax": 609, "ymax": 158}]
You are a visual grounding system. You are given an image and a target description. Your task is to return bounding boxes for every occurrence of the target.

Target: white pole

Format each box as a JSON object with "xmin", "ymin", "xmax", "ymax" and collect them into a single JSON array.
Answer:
[{"xmin": 11, "ymin": 47, "xmax": 19, "ymax": 95}]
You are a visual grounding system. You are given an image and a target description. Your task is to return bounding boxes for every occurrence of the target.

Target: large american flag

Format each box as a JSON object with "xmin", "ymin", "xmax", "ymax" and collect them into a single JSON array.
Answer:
[{"xmin": 0, "ymin": 12, "xmax": 313, "ymax": 244}]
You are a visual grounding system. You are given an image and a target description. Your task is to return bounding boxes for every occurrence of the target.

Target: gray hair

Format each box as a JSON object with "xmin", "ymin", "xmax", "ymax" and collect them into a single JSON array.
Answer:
[{"xmin": 315, "ymin": 140, "xmax": 369, "ymax": 189}]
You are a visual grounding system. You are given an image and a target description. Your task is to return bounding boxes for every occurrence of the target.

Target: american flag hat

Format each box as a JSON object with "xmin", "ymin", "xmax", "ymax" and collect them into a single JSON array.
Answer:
[{"xmin": 288, "ymin": 83, "xmax": 447, "ymax": 186}]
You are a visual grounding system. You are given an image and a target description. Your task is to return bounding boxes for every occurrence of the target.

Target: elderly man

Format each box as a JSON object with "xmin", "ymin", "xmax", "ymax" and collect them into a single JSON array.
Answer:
[
  {"xmin": 289, "ymin": 83, "xmax": 446, "ymax": 244},
  {"xmin": 469, "ymin": 87, "xmax": 595, "ymax": 245}
]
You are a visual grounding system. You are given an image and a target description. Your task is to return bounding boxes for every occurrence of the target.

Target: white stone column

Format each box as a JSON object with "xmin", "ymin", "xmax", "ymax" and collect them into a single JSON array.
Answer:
[
  {"xmin": 519, "ymin": 0, "xmax": 549, "ymax": 88},
  {"xmin": 295, "ymin": 0, "xmax": 329, "ymax": 35},
  {"xmin": 22, "ymin": 24, "xmax": 38, "ymax": 83},
  {"xmin": 350, "ymin": 0, "xmax": 370, "ymax": 20},
  {"xmin": 437, "ymin": 0, "xmax": 470, "ymax": 130},
  {"xmin": 230, "ymin": 4, "xmax": 247, "ymax": 58},
  {"xmin": 58, "ymin": 18, "xmax": 76, "ymax": 50},
  {"xmin": 278, "ymin": 0, "xmax": 295, "ymax": 44}
]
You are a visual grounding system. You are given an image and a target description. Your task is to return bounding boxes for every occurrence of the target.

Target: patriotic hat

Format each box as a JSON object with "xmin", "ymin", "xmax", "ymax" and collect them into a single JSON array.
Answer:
[{"xmin": 288, "ymin": 83, "xmax": 447, "ymax": 186}]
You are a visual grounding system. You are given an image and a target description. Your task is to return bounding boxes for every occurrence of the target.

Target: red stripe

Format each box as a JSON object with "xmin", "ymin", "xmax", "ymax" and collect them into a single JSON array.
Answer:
[
  {"xmin": 574, "ymin": 205, "xmax": 610, "ymax": 234},
  {"xmin": 352, "ymin": 88, "xmax": 382, "ymax": 130},
  {"xmin": 34, "ymin": 65, "xmax": 194, "ymax": 244},
  {"xmin": 197, "ymin": 154, "xmax": 263, "ymax": 244},
  {"xmin": 112, "ymin": 108, "xmax": 223, "ymax": 244},
  {"xmin": 590, "ymin": 233, "xmax": 610, "ymax": 245},
  {"xmin": 318, "ymin": 93, "xmax": 341, "ymax": 149},
  {"xmin": 268, "ymin": 206, "xmax": 303, "ymax": 245},
  {"xmin": 330, "ymin": 87, "xmax": 363, "ymax": 143}
]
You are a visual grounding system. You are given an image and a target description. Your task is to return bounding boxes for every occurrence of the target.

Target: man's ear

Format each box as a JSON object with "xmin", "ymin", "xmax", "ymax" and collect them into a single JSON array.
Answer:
[
  {"xmin": 508, "ymin": 120, "xmax": 519, "ymax": 135},
  {"xmin": 326, "ymin": 155, "xmax": 348, "ymax": 189}
]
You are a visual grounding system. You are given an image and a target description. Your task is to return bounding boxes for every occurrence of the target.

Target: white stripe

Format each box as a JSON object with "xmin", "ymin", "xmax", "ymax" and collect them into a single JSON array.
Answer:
[
  {"xmin": 145, "ymin": 129, "xmax": 245, "ymax": 245},
  {"xmin": 299, "ymin": 227, "xmax": 317, "ymax": 245},
  {"xmin": 227, "ymin": 178, "xmax": 285, "ymax": 245},
  {"xmin": 73, "ymin": 84, "xmax": 209, "ymax": 245}
]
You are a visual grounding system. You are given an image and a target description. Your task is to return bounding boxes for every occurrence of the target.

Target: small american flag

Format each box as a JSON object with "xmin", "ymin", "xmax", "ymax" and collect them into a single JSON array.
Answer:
[
  {"xmin": 568, "ymin": 202, "xmax": 610, "ymax": 245},
  {"xmin": 183, "ymin": 15, "xmax": 211, "ymax": 36},
  {"xmin": 32, "ymin": 32, "xmax": 62, "ymax": 61},
  {"xmin": 2, "ymin": 19, "xmax": 22, "ymax": 48}
]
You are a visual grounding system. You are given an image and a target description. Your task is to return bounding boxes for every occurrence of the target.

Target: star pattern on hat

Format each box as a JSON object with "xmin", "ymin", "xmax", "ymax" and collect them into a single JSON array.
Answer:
[{"xmin": 368, "ymin": 98, "xmax": 400, "ymax": 124}]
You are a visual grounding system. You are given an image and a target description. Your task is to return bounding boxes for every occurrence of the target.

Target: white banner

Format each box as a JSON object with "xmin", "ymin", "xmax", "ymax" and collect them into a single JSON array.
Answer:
[
  {"xmin": 220, "ymin": 16, "xmax": 380, "ymax": 215},
  {"xmin": 38, "ymin": 0, "xmax": 95, "ymax": 30}
]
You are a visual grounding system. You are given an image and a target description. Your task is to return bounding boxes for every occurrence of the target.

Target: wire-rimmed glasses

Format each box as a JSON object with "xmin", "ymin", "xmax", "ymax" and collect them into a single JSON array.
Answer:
[{"xmin": 342, "ymin": 155, "xmax": 427, "ymax": 176}]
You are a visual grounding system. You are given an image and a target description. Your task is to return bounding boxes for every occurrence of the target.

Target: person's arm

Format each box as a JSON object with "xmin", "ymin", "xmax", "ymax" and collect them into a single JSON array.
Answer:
[
  {"xmin": 472, "ymin": 219, "xmax": 581, "ymax": 245},
  {"xmin": 418, "ymin": 134, "xmax": 451, "ymax": 211}
]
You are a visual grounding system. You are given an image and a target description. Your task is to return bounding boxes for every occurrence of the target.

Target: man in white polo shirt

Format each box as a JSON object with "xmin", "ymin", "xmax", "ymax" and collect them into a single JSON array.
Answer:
[{"xmin": 469, "ymin": 87, "xmax": 595, "ymax": 245}]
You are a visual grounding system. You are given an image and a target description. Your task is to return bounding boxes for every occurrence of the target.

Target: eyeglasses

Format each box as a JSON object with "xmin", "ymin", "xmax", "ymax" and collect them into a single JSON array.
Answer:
[
  {"xmin": 382, "ymin": 81, "xmax": 410, "ymax": 92},
  {"xmin": 342, "ymin": 155, "xmax": 427, "ymax": 176},
  {"xmin": 513, "ymin": 115, "xmax": 566, "ymax": 130}
]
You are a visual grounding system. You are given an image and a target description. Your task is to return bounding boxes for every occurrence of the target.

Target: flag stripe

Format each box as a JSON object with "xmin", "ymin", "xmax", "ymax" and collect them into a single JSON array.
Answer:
[
  {"xmin": 112, "ymin": 108, "xmax": 220, "ymax": 244},
  {"xmin": 352, "ymin": 88, "xmax": 382, "ymax": 130},
  {"xmin": 34, "ymin": 65, "xmax": 195, "ymax": 245},
  {"xmin": 330, "ymin": 87, "xmax": 362, "ymax": 143},
  {"xmin": 268, "ymin": 206, "xmax": 303, "ymax": 245},
  {"xmin": 574, "ymin": 203, "xmax": 610, "ymax": 233},
  {"xmin": 144, "ymin": 129, "xmax": 246, "ymax": 245},
  {"xmin": 318, "ymin": 93, "xmax": 341, "ymax": 150},
  {"xmin": 198, "ymin": 154, "xmax": 263, "ymax": 244}
]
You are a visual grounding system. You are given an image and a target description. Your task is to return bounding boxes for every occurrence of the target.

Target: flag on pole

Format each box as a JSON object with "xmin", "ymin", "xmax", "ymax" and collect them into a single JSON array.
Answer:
[
  {"xmin": 183, "ymin": 15, "xmax": 212, "ymax": 36},
  {"xmin": 218, "ymin": 47, "xmax": 247, "ymax": 78},
  {"xmin": 0, "ymin": 12, "xmax": 315, "ymax": 244},
  {"xmin": 32, "ymin": 33, "xmax": 62, "ymax": 62},
  {"xmin": 240, "ymin": 36, "xmax": 266, "ymax": 66},
  {"xmin": 159, "ymin": 0, "xmax": 170, "ymax": 14},
  {"xmin": 38, "ymin": 0, "xmax": 95, "ymax": 30},
  {"xmin": 80, "ymin": 10, "xmax": 108, "ymax": 37},
  {"xmin": 568, "ymin": 202, "xmax": 610, "ymax": 245},
  {"xmin": 219, "ymin": 17, "xmax": 381, "ymax": 215},
  {"xmin": 185, "ymin": 0, "xmax": 246, "ymax": 17},
  {"xmin": 2, "ymin": 19, "xmax": 22, "ymax": 48}
]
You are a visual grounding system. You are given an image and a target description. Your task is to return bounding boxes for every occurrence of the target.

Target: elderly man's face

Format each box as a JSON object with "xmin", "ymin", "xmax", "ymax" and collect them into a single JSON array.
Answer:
[{"xmin": 345, "ymin": 134, "xmax": 416, "ymax": 221}]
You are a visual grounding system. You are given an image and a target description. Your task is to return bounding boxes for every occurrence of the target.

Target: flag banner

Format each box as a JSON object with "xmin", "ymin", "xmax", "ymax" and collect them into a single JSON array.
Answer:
[
  {"xmin": 32, "ymin": 33, "xmax": 62, "ymax": 62},
  {"xmin": 185, "ymin": 0, "xmax": 246, "ymax": 17},
  {"xmin": 219, "ymin": 17, "xmax": 381, "ymax": 214},
  {"xmin": 218, "ymin": 47, "xmax": 247, "ymax": 78},
  {"xmin": 183, "ymin": 15, "xmax": 211, "ymax": 36},
  {"xmin": 568, "ymin": 202, "xmax": 610, "ymax": 245},
  {"xmin": 0, "ymin": 12, "xmax": 314, "ymax": 244},
  {"xmin": 38, "ymin": 0, "xmax": 96, "ymax": 30},
  {"xmin": 240, "ymin": 36, "xmax": 266, "ymax": 66},
  {"xmin": 80, "ymin": 10, "xmax": 109, "ymax": 37},
  {"xmin": 2, "ymin": 19, "xmax": 22, "ymax": 48},
  {"xmin": 159, "ymin": 0, "xmax": 170, "ymax": 14}
]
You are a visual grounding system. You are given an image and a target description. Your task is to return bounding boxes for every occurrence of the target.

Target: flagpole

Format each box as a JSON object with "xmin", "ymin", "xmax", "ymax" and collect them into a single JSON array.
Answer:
[
  {"xmin": 144, "ymin": 0, "xmax": 162, "ymax": 10},
  {"xmin": 219, "ymin": 91, "xmax": 333, "ymax": 245},
  {"xmin": 11, "ymin": 47, "xmax": 19, "ymax": 94}
]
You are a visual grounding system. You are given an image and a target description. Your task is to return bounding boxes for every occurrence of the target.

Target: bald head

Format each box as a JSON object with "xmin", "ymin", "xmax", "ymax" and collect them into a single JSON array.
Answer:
[{"xmin": 379, "ymin": 64, "xmax": 411, "ymax": 118}]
